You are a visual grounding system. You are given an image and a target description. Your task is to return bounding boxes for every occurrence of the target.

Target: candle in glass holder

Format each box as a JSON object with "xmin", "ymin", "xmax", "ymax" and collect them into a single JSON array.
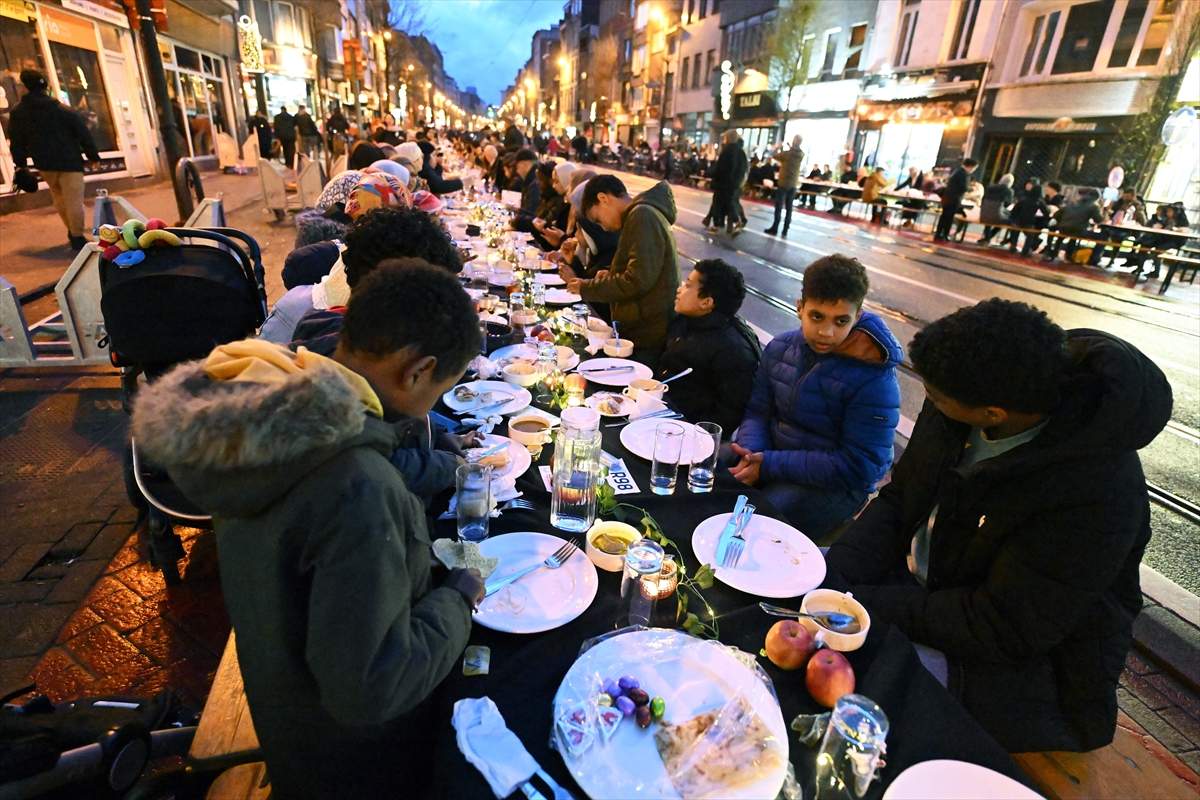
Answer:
[
  {"xmin": 655, "ymin": 557, "xmax": 679, "ymax": 600},
  {"xmin": 564, "ymin": 373, "xmax": 587, "ymax": 406}
]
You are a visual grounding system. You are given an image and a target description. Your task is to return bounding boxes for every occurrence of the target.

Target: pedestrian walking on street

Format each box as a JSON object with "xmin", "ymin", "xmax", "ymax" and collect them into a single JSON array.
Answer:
[
  {"xmin": 934, "ymin": 157, "xmax": 977, "ymax": 241},
  {"xmin": 249, "ymin": 110, "xmax": 273, "ymax": 159},
  {"xmin": 295, "ymin": 104, "xmax": 321, "ymax": 162},
  {"xmin": 325, "ymin": 105, "xmax": 350, "ymax": 155},
  {"xmin": 8, "ymin": 69, "xmax": 100, "ymax": 250},
  {"xmin": 765, "ymin": 135, "xmax": 804, "ymax": 236},
  {"xmin": 707, "ymin": 130, "xmax": 745, "ymax": 234},
  {"xmin": 273, "ymin": 105, "xmax": 297, "ymax": 169}
]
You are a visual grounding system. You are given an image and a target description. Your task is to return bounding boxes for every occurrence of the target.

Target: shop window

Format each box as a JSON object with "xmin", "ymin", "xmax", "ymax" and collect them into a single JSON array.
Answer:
[
  {"xmin": 843, "ymin": 23, "xmax": 868, "ymax": 74},
  {"xmin": 49, "ymin": 42, "xmax": 118, "ymax": 152},
  {"xmin": 1060, "ymin": 136, "xmax": 1112, "ymax": 184},
  {"xmin": 950, "ymin": 0, "xmax": 981, "ymax": 61},
  {"xmin": 0, "ymin": 14, "xmax": 45, "ymax": 147},
  {"xmin": 176, "ymin": 46, "xmax": 200, "ymax": 71},
  {"xmin": 1051, "ymin": 1, "xmax": 1112, "ymax": 75}
]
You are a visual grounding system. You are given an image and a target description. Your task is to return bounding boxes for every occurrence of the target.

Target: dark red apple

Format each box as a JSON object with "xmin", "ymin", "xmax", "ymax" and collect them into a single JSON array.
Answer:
[
  {"xmin": 764, "ymin": 620, "xmax": 816, "ymax": 670},
  {"xmin": 806, "ymin": 649, "xmax": 856, "ymax": 708}
]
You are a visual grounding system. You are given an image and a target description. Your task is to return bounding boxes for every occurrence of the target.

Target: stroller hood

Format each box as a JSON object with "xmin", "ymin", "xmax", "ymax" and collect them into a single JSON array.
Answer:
[{"xmin": 132, "ymin": 340, "xmax": 393, "ymax": 517}]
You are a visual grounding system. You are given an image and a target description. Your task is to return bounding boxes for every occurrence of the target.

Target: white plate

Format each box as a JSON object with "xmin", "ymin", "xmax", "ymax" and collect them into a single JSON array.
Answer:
[
  {"xmin": 577, "ymin": 357, "xmax": 653, "ymax": 388},
  {"xmin": 585, "ymin": 391, "xmax": 635, "ymax": 417},
  {"xmin": 465, "ymin": 433, "xmax": 532, "ymax": 480},
  {"xmin": 545, "ymin": 288, "xmax": 583, "ymax": 305},
  {"xmin": 619, "ymin": 417, "xmax": 716, "ymax": 463},
  {"xmin": 553, "ymin": 629, "xmax": 788, "ymax": 800},
  {"xmin": 691, "ymin": 513, "xmax": 826, "ymax": 598},
  {"xmin": 535, "ymin": 272, "xmax": 566, "ymax": 286},
  {"xmin": 479, "ymin": 312, "xmax": 507, "ymax": 325},
  {"xmin": 475, "ymin": 532, "xmax": 598, "ymax": 634},
  {"xmin": 882, "ymin": 760, "xmax": 1042, "ymax": 800},
  {"xmin": 489, "ymin": 343, "xmax": 580, "ymax": 371},
  {"xmin": 443, "ymin": 380, "xmax": 531, "ymax": 416}
]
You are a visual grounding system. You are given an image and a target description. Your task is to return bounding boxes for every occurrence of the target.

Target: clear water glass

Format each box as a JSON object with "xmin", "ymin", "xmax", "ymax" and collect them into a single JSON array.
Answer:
[
  {"xmin": 531, "ymin": 281, "xmax": 546, "ymax": 308},
  {"xmin": 549, "ymin": 427, "xmax": 601, "ymax": 533},
  {"xmin": 571, "ymin": 303, "xmax": 591, "ymax": 334},
  {"xmin": 619, "ymin": 539, "xmax": 665, "ymax": 628},
  {"xmin": 456, "ymin": 463, "xmax": 492, "ymax": 543},
  {"xmin": 649, "ymin": 422, "xmax": 685, "ymax": 496},
  {"xmin": 687, "ymin": 421, "xmax": 722, "ymax": 493},
  {"xmin": 814, "ymin": 694, "xmax": 890, "ymax": 800}
]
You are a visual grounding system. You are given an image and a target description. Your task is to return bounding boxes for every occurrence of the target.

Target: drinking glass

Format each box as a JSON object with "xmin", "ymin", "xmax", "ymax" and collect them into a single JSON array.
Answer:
[
  {"xmin": 618, "ymin": 539, "xmax": 665, "ymax": 628},
  {"xmin": 649, "ymin": 422, "xmax": 685, "ymax": 496},
  {"xmin": 550, "ymin": 427, "xmax": 602, "ymax": 533},
  {"xmin": 571, "ymin": 303, "xmax": 591, "ymax": 334},
  {"xmin": 814, "ymin": 694, "xmax": 890, "ymax": 800},
  {"xmin": 687, "ymin": 422, "xmax": 722, "ymax": 493},
  {"xmin": 456, "ymin": 463, "xmax": 492, "ymax": 543}
]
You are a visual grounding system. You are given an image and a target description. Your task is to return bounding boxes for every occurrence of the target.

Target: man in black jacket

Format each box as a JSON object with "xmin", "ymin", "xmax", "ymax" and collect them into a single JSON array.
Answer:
[
  {"xmin": 825, "ymin": 299, "xmax": 1172, "ymax": 752},
  {"xmin": 510, "ymin": 148, "xmax": 540, "ymax": 216},
  {"xmin": 273, "ymin": 105, "xmax": 297, "ymax": 168},
  {"xmin": 295, "ymin": 104, "xmax": 321, "ymax": 161},
  {"xmin": 934, "ymin": 157, "xmax": 977, "ymax": 241},
  {"xmin": 657, "ymin": 259, "xmax": 762, "ymax": 436},
  {"xmin": 8, "ymin": 69, "xmax": 100, "ymax": 249},
  {"xmin": 707, "ymin": 130, "xmax": 746, "ymax": 234}
]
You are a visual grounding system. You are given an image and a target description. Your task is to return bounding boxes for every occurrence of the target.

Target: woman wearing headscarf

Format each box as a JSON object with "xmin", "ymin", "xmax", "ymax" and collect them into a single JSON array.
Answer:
[
  {"xmin": 347, "ymin": 141, "xmax": 387, "ymax": 171},
  {"xmin": 531, "ymin": 161, "xmax": 577, "ymax": 249},
  {"xmin": 295, "ymin": 169, "xmax": 366, "ymax": 248},
  {"xmin": 396, "ymin": 141, "xmax": 424, "ymax": 174}
]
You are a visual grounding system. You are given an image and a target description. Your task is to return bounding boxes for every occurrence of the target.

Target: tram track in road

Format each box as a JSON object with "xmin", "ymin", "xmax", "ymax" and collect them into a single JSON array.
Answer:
[{"xmin": 673, "ymin": 250, "xmax": 1200, "ymax": 532}]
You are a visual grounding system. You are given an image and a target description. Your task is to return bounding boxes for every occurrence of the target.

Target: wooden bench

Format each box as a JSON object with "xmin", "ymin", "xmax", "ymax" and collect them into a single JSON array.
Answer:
[
  {"xmin": 1013, "ymin": 711, "xmax": 1198, "ymax": 799},
  {"xmin": 189, "ymin": 632, "xmax": 269, "ymax": 800},
  {"xmin": 1158, "ymin": 254, "xmax": 1200, "ymax": 294}
]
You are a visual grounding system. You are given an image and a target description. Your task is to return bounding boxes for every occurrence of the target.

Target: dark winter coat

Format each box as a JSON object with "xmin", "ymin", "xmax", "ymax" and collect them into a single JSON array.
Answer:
[
  {"xmin": 8, "ymin": 91, "xmax": 100, "ymax": 172},
  {"xmin": 736, "ymin": 311, "xmax": 902, "ymax": 492},
  {"xmin": 826, "ymin": 330, "xmax": 1172, "ymax": 752},
  {"xmin": 273, "ymin": 110, "xmax": 296, "ymax": 141},
  {"xmin": 514, "ymin": 167, "xmax": 540, "ymax": 216},
  {"xmin": 282, "ymin": 241, "xmax": 340, "ymax": 289},
  {"xmin": 656, "ymin": 312, "xmax": 763, "ymax": 437},
  {"xmin": 419, "ymin": 163, "xmax": 464, "ymax": 196},
  {"xmin": 579, "ymin": 181, "xmax": 679, "ymax": 355},
  {"xmin": 131, "ymin": 346, "xmax": 473, "ymax": 799},
  {"xmin": 504, "ymin": 125, "xmax": 525, "ymax": 152},
  {"xmin": 1010, "ymin": 188, "xmax": 1049, "ymax": 228},
  {"xmin": 295, "ymin": 111, "xmax": 319, "ymax": 138},
  {"xmin": 943, "ymin": 166, "xmax": 970, "ymax": 202},
  {"xmin": 1055, "ymin": 198, "xmax": 1104, "ymax": 234},
  {"xmin": 711, "ymin": 141, "xmax": 747, "ymax": 193},
  {"xmin": 980, "ymin": 183, "xmax": 1014, "ymax": 224},
  {"xmin": 250, "ymin": 114, "xmax": 273, "ymax": 157}
]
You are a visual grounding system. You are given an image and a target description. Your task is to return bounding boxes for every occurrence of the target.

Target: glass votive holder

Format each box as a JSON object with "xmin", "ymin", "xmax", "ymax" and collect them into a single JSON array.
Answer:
[{"xmin": 655, "ymin": 556, "xmax": 679, "ymax": 600}]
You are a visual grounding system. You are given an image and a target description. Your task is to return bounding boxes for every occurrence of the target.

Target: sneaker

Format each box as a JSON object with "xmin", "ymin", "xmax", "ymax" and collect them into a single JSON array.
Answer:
[
  {"xmin": 781, "ymin": 228, "xmax": 789, "ymax": 237},
  {"xmin": 764, "ymin": 227, "xmax": 778, "ymax": 235}
]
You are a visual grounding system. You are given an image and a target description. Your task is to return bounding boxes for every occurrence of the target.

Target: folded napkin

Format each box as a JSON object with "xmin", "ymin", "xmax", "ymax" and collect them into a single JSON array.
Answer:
[
  {"xmin": 626, "ymin": 396, "xmax": 668, "ymax": 420},
  {"xmin": 461, "ymin": 414, "xmax": 501, "ymax": 435},
  {"xmin": 453, "ymin": 697, "xmax": 539, "ymax": 799},
  {"xmin": 469, "ymin": 355, "xmax": 501, "ymax": 380}
]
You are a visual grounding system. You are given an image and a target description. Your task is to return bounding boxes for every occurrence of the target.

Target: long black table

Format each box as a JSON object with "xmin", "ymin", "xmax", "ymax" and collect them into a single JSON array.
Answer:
[{"xmin": 423, "ymin": 399, "xmax": 1035, "ymax": 799}]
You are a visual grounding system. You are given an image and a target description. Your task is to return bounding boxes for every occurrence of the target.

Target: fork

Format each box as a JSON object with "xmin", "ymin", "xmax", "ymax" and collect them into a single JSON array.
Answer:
[
  {"xmin": 722, "ymin": 503, "xmax": 757, "ymax": 569},
  {"xmin": 483, "ymin": 540, "xmax": 578, "ymax": 597},
  {"xmin": 502, "ymin": 498, "xmax": 535, "ymax": 511}
]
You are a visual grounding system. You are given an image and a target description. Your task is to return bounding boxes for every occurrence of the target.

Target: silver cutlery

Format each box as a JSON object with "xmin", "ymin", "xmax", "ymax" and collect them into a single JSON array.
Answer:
[
  {"xmin": 660, "ymin": 367, "xmax": 694, "ymax": 384},
  {"xmin": 603, "ymin": 409, "xmax": 681, "ymax": 428},
  {"xmin": 466, "ymin": 396, "xmax": 514, "ymax": 415},
  {"xmin": 580, "ymin": 364, "xmax": 635, "ymax": 374},
  {"xmin": 519, "ymin": 781, "xmax": 549, "ymax": 800},
  {"xmin": 714, "ymin": 495, "xmax": 749, "ymax": 566},
  {"xmin": 502, "ymin": 498, "xmax": 535, "ymax": 511},
  {"xmin": 469, "ymin": 440, "xmax": 510, "ymax": 459},
  {"xmin": 536, "ymin": 768, "xmax": 575, "ymax": 800},
  {"xmin": 721, "ymin": 503, "xmax": 756, "ymax": 568},
  {"xmin": 483, "ymin": 540, "xmax": 578, "ymax": 597},
  {"xmin": 758, "ymin": 602, "xmax": 863, "ymax": 634}
]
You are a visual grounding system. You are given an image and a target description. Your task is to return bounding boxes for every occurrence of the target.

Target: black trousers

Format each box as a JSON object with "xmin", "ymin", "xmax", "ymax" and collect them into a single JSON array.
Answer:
[
  {"xmin": 279, "ymin": 137, "xmax": 296, "ymax": 169},
  {"xmin": 935, "ymin": 197, "xmax": 962, "ymax": 239},
  {"xmin": 770, "ymin": 187, "xmax": 797, "ymax": 231}
]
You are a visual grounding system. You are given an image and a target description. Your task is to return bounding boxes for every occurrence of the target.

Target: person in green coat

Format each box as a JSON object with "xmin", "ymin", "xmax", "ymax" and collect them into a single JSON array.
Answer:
[
  {"xmin": 563, "ymin": 174, "xmax": 680, "ymax": 364},
  {"xmin": 132, "ymin": 264, "xmax": 486, "ymax": 799}
]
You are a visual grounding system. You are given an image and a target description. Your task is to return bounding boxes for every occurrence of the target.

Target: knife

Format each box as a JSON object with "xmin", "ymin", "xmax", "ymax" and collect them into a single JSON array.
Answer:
[
  {"xmin": 714, "ymin": 494, "xmax": 749, "ymax": 566},
  {"xmin": 580, "ymin": 365, "xmax": 635, "ymax": 373}
]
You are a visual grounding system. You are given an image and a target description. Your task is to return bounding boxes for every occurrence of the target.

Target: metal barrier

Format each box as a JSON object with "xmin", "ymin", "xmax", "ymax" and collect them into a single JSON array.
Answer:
[
  {"xmin": 183, "ymin": 195, "xmax": 228, "ymax": 228},
  {"xmin": 91, "ymin": 189, "xmax": 147, "ymax": 234}
]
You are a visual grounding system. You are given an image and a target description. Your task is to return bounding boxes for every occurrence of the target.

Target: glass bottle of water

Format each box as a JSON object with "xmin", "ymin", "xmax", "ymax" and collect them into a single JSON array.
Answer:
[{"xmin": 549, "ymin": 427, "xmax": 601, "ymax": 533}]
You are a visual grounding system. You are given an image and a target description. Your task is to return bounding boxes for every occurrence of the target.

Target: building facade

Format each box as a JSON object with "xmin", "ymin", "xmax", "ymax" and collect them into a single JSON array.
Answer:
[{"xmin": 668, "ymin": 0, "xmax": 721, "ymax": 146}]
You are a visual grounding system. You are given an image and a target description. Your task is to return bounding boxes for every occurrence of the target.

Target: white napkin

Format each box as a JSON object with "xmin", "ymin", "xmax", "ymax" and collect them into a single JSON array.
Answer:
[
  {"xmin": 469, "ymin": 355, "xmax": 501, "ymax": 379},
  {"xmin": 452, "ymin": 697, "xmax": 539, "ymax": 799},
  {"xmin": 461, "ymin": 414, "xmax": 501, "ymax": 435},
  {"xmin": 627, "ymin": 396, "xmax": 668, "ymax": 420}
]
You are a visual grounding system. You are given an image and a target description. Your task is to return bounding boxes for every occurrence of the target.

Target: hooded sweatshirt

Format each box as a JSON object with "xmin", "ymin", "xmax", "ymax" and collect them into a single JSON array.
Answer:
[
  {"xmin": 826, "ymin": 330, "xmax": 1172, "ymax": 752},
  {"xmin": 736, "ymin": 310, "xmax": 903, "ymax": 492},
  {"xmin": 131, "ymin": 340, "xmax": 472, "ymax": 798},
  {"xmin": 579, "ymin": 180, "xmax": 680, "ymax": 355}
]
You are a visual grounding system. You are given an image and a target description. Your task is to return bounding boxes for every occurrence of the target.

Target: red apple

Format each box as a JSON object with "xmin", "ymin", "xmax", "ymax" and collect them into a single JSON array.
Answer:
[
  {"xmin": 764, "ymin": 620, "xmax": 816, "ymax": 670},
  {"xmin": 805, "ymin": 649, "xmax": 856, "ymax": 708}
]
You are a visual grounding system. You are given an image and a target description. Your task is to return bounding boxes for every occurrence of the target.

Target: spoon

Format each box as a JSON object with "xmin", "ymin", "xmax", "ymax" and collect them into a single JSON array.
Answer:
[
  {"xmin": 660, "ymin": 367, "xmax": 694, "ymax": 385},
  {"xmin": 759, "ymin": 602, "xmax": 862, "ymax": 634}
]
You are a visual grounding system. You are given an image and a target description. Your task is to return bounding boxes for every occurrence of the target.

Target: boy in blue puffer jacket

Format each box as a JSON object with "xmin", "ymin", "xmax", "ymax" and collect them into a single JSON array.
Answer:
[{"xmin": 728, "ymin": 255, "xmax": 901, "ymax": 539}]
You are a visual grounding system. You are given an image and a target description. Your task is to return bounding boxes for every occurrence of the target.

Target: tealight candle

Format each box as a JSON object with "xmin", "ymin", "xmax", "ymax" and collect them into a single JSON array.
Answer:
[{"xmin": 655, "ymin": 557, "xmax": 678, "ymax": 600}]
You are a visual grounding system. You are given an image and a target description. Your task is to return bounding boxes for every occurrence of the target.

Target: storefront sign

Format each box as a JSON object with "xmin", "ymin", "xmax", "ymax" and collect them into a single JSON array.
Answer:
[
  {"xmin": 238, "ymin": 15, "xmax": 264, "ymax": 74},
  {"xmin": 720, "ymin": 60, "xmax": 734, "ymax": 121},
  {"xmin": 1023, "ymin": 118, "xmax": 1097, "ymax": 132},
  {"xmin": 43, "ymin": 7, "xmax": 97, "ymax": 49},
  {"xmin": 0, "ymin": 0, "xmax": 32, "ymax": 22},
  {"xmin": 62, "ymin": 0, "xmax": 129, "ymax": 29}
]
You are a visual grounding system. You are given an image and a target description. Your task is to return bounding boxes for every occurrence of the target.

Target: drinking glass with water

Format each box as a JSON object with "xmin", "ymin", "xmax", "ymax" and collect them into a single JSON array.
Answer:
[
  {"xmin": 456, "ymin": 463, "xmax": 492, "ymax": 543},
  {"xmin": 814, "ymin": 694, "xmax": 889, "ymax": 800},
  {"xmin": 619, "ymin": 539, "xmax": 665, "ymax": 628},
  {"xmin": 687, "ymin": 421, "xmax": 722, "ymax": 493},
  {"xmin": 650, "ymin": 422, "xmax": 685, "ymax": 495}
]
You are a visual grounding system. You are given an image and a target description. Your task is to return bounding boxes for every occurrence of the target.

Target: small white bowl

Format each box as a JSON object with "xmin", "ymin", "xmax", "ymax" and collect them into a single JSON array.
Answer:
[
  {"xmin": 502, "ymin": 362, "xmax": 539, "ymax": 388},
  {"xmin": 586, "ymin": 521, "xmax": 641, "ymax": 572},
  {"xmin": 798, "ymin": 589, "xmax": 870, "ymax": 652},
  {"xmin": 602, "ymin": 338, "xmax": 634, "ymax": 357}
]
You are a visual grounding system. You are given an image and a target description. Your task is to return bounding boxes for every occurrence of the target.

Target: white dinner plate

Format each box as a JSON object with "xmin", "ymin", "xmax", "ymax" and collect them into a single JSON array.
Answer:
[
  {"xmin": 465, "ymin": 433, "xmax": 532, "ymax": 480},
  {"xmin": 489, "ymin": 343, "xmax": 580, "ymax": 371},
  {"xmin": 475, "ymin": 532, "xmax": 598, "ymax": 634},
  {"xmin": 442, "ymin": 380, "xmax": 531, "ymax": 416},
  {"xmin": 585, "ymin": 391, "xmax": 635, "ymax": 417},
  {"xmin": 619, "ymin": 417, "xmax": 716, "ymax": 463},
  {"xmin": 576, "ymin": 357, "xmax": 653, "ymax": 388},
  {"xmin": 553, "ymin": 629, "xmax": 789, "ymax": 799},
  {"xmin": 691, "ymin": 513, "xmax": 826, "ymax": 598},
  {"xmin": 545, "ymin": 288, "xmax": 583, "ymax": 305},
  {"xmin": 535, "ymin": 272, "xmax": 566, "ymax": 286},
  {"xmin": 479, "ymin": 312, "xmax": 507, "ymax": 325},
  {"xmin": 882, "ymin": 760, "xmax": 1043, "ymax": 800}
]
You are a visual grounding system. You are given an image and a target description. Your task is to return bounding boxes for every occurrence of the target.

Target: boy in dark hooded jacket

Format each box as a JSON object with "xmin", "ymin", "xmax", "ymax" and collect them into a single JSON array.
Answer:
[
  {"xmin": 132, "ymin": 265, "xmax": 487, "ymax": 798},
  {"xmin": 729, "ymin": 255, "xmax": 902, "ymax": 539},
  {"xmin": 826, "ymin": 299, "xmax": 1171, "ymax": 752}
]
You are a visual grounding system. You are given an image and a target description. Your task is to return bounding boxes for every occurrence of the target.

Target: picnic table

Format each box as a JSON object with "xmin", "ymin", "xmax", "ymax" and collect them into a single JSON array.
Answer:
[{"xmin": 422, "ymin": 347, "xmax": 1034, "ymax": 799}]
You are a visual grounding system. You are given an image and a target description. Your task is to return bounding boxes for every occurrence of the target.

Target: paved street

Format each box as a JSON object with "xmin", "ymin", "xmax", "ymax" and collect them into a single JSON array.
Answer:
[{"xmin": 612, "ymin": 170, "xmax": 1200, "ymax": 596}]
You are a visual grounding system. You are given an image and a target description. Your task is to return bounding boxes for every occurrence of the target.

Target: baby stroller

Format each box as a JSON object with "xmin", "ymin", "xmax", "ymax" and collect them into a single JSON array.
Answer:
[{"xmin": 100, "ymin": 228, "xmax": 267, "ymax": 583}]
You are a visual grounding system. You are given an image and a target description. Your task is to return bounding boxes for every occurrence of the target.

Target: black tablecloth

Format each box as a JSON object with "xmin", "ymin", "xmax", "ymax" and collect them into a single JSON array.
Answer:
[{"xmin": 423, "ymin": 398, "xmax": 1033, "ymax": 799}]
